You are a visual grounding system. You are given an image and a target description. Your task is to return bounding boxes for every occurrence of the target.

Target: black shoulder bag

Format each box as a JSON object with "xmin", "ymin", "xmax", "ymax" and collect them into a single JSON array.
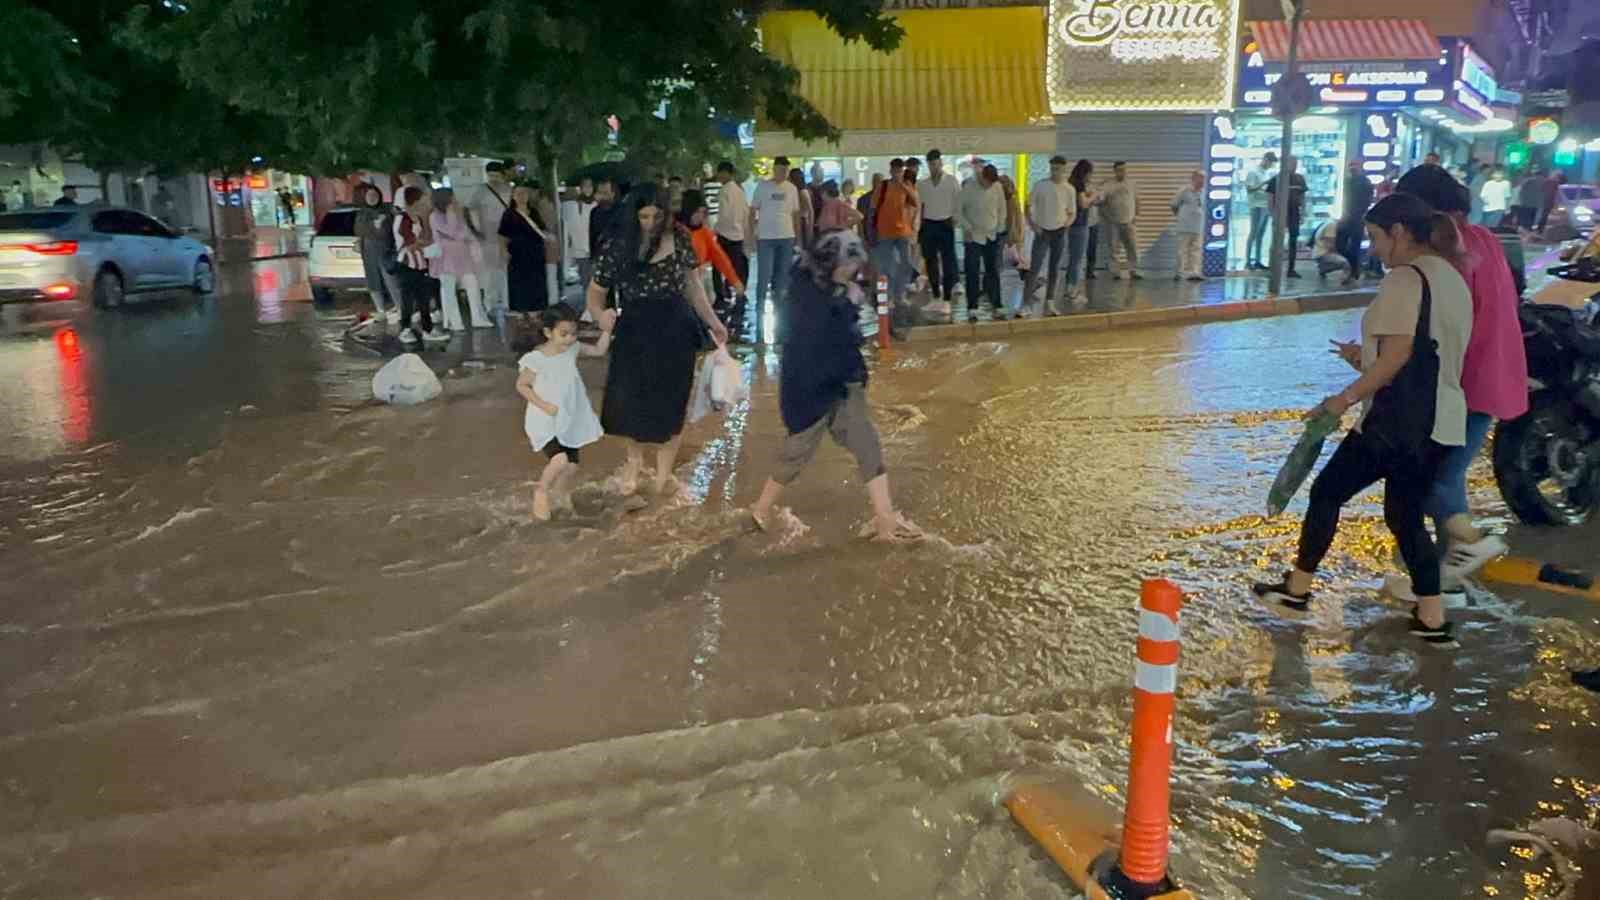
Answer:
[{"xmin": 1362, "ymin": 264, "xmax": 1440, "ymax": 461}]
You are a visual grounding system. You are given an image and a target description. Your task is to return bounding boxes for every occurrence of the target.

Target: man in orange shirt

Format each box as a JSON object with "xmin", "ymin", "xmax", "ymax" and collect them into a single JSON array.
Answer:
[{"xmin": 869, "ymin": 157, "xmax": 920, "ymax": 306}]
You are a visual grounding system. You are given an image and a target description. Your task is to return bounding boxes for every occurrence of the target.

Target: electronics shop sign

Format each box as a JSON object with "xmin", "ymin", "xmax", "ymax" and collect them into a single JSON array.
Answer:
[{"xmin": 1236, "ymin": 50, "xmax": 1450, "ymax": 109}]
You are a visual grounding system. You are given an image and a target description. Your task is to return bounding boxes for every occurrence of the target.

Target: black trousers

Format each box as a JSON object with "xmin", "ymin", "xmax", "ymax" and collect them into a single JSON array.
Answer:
[
  {"xmin": 1285, "ymin": 211, "xmax": 1303, "ymax": 273},
  {"xmin": 1336, "ymin": 219, "xmax": 1364, "ymax": 276},
  {"xmin": 1085, "ymin": 224, "xmax": 1100, "ymax": 275},
  {"xmin": 963, "ymin": 239, "xmax": 1002, "ymax": 310},
  {"xmin": 712, "ymin": 235, "xmax": 749, "ymax": 305},
  {"xmin": 919, "ymin": 218, "xmax": 958, "ymax": 299},
  {"xmin": 396, "ymin": 266, "xmax": 435, "ymax": 334},
  {"xmin": 1295, "ymin": 429, "xmax": 1447, "ymax": 596}
]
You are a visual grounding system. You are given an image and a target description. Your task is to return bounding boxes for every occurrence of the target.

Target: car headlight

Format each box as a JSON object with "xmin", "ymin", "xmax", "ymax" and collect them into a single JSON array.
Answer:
[{"xmin": 1575, "ymin": 207, "xmax": 1594, "ymax": 222}]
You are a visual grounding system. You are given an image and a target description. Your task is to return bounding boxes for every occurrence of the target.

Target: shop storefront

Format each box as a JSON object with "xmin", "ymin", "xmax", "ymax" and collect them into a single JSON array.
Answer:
[
  {"xmin": 755, "ymin": 7, "xmax": 1055, "ymax": 194},
  {"xmin": 1222, "ymin": 19, "xmax": 1501, "ymax": 269},
  {"xmin": 1044, "ymin": 0, "xmax": 1244, "ymax": 276}
]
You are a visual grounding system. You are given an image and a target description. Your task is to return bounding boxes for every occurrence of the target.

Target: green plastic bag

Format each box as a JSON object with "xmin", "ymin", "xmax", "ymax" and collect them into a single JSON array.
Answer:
[{"xmin": 1267, "ymin": 410, "xmax": 1341, "ymax": 517}]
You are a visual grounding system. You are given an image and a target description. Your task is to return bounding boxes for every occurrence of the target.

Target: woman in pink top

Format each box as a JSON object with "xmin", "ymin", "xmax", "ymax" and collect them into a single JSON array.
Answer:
[
  {"xmin": 1390, "ymin": 166, "xmax": 1528, "ymax": 598},
  {"xmin": 429, "ymin": 190, "xmax": 492, "ymax": 332}
]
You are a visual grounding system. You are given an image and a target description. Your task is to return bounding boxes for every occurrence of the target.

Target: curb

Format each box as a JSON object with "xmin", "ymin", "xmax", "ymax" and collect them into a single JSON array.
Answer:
[
  {"xmin": 217, "ymin": 251, "xmax": 309, "ymax": 264},
  {"xmin": 899, "ymin": 290, "xmax": 1376, "ymax": 343}
]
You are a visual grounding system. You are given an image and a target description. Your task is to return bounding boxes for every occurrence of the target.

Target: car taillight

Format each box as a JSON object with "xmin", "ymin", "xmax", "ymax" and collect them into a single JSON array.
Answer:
[
  {"xmin": 43, "ymin": 283, "xmax": 77, "ymax": 300},
  {"xmin": 5, "ymin": 240, "xmax": 80, "ymax": 256}
]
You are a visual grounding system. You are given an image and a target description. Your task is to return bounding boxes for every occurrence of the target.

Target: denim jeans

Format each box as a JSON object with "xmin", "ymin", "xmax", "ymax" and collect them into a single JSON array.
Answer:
[
  {"xmin": 963, "ymin": 239, "xmax": 1002, "ymax": 311},
  {"xmin": 1246, "ymin": 206, "xmax": 1271, "ymax": 265},
  {"xmin": 755, "ymin": 238, "xmax": 795, "ymax": 342},
  {"xmin": 870, "ymin": 237, "xmax": 915, "ymax": 304},
  {"xmin": 1426, "ymin": 411, "xmax": 1494, "ymax": 556},
  {"xmin": 1064, "ymin": 224, "xmax": 1090, "ymax": 294},
  {"xmin": 1024, "ymin": 227, "xmax": 1067, "ymax": 307}
]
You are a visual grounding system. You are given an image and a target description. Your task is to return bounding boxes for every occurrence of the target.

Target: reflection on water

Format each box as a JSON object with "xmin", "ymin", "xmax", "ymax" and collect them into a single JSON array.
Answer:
[{"xmin": 0, "ymin": 304, "xmax": 1595, "ymax": 898}]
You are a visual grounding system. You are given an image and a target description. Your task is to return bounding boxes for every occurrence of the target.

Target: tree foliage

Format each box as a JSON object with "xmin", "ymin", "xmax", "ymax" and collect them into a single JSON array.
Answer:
[{"xmin": 117, "ymin": 0, "xmax": 900, "ymax": 175}]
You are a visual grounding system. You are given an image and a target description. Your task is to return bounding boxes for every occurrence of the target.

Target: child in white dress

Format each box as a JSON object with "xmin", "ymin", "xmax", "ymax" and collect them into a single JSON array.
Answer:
[{"xmin": 515, "ymin": 305, "xmax": 614, "ymax": 520}]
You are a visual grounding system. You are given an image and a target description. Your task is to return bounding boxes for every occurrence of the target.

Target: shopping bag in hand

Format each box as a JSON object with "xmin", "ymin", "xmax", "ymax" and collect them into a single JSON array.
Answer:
[
  {"xmin": 1267, "ymin": 409, "xmax": 1340, "ymax": 517},
  {"xmin": 708, "ymin": 347, "xmax": 747, "ymax": 409},
  {"xmin": 686, "ymin": 352, "xmax": 716, "ymax": 424}
]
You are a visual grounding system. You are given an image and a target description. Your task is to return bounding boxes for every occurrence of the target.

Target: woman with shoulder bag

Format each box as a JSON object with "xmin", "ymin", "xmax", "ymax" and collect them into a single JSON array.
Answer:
[{"xmin": 1254, "ymin": 193, "xmax": 1475, "ymax": 645}]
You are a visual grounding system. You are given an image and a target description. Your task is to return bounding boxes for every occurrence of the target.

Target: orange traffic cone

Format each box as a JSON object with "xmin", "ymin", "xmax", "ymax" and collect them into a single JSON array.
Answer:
[{"xmin": 1006, "ymin": 578, "xmax": 1192, "ymax": 900}]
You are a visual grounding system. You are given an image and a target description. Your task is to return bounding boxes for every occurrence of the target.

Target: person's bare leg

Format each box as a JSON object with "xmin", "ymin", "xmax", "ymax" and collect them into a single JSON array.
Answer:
[
  {"xmin": 621, "ymin": 442, "xmax": 643, "ymax": 494},
  {"xmin": 1287, "ymin": 568, "xmax": 1315, "ymax": 596},
  {"xmin": 654, "ymin": 436, "xmax": 682, "ymax": 494},
  {"xmin": 553, "ymin": 463, "xmax": 581, "ymax": 511},
  {"xmin": 533, "ymin": 454, "xmax": 568, "ymax": 521},
  {"xmin": 750, "ymin": 477, "xmax": 784, "ymax": 531},
  {"xmin": 1443, "ymin": 513, "xmax": 1485, "ymax": 546},
  {"xmin": 866, "ymin": 474, "xmax": 916, "ymax": 539},
  {"xmin": 1416, "ymin": 593, "xmax": 1445, "ymax": 629}
]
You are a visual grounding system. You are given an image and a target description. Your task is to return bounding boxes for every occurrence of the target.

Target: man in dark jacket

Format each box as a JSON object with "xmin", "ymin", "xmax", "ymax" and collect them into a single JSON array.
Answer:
[
  {"xmin": 1336, "ymin": 162, "xmax": 1375, "ymax": 285},
  {"xmin": 588, "ymin": 178, "xmax": 619, "ymax": 261}
]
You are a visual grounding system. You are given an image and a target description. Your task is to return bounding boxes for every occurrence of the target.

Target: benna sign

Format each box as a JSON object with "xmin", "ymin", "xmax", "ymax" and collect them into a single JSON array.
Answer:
[{"xmin": 1047, "ymin": 0, "xmax": 1241, "ymax": 112}]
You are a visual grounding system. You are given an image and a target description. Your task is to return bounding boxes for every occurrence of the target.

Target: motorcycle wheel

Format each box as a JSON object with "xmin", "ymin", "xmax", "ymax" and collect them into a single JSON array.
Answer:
[{"xmin": 1493, "ymin": 395, "xmax": 1600, "ymax": 526}]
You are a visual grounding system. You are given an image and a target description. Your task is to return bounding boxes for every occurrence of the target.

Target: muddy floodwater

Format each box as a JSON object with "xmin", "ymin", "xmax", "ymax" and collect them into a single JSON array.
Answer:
[{"xmin": 1, "ymin": 284, "xmax": 1597, "ymax": 899}]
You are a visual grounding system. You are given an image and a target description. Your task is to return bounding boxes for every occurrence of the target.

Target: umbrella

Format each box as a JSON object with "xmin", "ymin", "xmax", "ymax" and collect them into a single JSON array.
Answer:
[{"xmin": 1267, "ymin": 409, "xmax": 1341, "ymax": 517}]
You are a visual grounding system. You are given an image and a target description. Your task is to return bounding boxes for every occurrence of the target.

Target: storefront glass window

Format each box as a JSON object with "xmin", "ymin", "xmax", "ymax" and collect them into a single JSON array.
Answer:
[{"xmin": 1226, "ymin": 116, "xmax": 1349, "ymax": 268}]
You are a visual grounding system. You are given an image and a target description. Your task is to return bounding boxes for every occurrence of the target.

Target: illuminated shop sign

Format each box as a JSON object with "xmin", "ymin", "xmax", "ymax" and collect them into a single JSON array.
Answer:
[
  {"xmin": 1047, "ymin": 0, "xmax": 1242, "ymax": 112},
  {"xmin": 1236, "ymin": 39, "xmax": 1449, "ymax": 109}
]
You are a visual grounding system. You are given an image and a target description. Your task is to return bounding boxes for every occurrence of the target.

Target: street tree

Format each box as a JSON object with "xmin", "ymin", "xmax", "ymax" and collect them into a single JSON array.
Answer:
[{"xmin": 120, "ymin": 0, "xmax": 902, "ymax": 174}]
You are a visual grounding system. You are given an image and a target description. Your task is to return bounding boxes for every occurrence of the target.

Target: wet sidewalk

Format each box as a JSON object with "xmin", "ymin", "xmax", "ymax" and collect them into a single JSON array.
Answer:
[
  {"xmin": 893, "ymin": 268, "xmax": 1378, "ymax": 342},
  {"xmin": 214, "ymin": 226, "xmax": 315, "ymax": 264}
]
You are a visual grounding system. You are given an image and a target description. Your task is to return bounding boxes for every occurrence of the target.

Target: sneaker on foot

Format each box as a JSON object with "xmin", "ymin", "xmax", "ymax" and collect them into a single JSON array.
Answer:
[
  {"xmin": 1408, "ymin": 612, "xmax": 1457, "ymax": 646},
  {"xmin": 1442, "ymin": 535, "xmax": 1507, "ymax": 582},
  {"xmin": 1252, "ymin": 577, "xmax": 1312, "ymax": 612},
  {"xmin": 399, "ymin": 328, "xmax": 420, "ymax": 346},
  {"xmin": 422, "ymin": 327, "xmax": 450, "ymax": 343}
]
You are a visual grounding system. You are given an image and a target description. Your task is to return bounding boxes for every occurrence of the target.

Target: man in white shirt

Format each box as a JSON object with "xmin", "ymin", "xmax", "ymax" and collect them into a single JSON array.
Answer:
[
  {"xmin": 563, "ymin": 177, "xmax": 596, "ymax": 302},
  {"xmin": 917, "ymin": 149, "xmax": 961, "ymax": 304},
  {"xmin": 1244, "ymin": 152, "xmax": 1277, "ymax": 269},
  {"xmin": 1024, "ymin": 155, "xmax": 1077, "ymax": 313},
  {"xmin": 466, "ymin": 161, "xmax": 513, "ymax": 314},
  {"xmin": 1100, "ymin": 161, "xmax": 1141, "ymax": 279},
  {"xmin": 751, "ymin": 156, "xmax": 802, "ymax": 344},
  {"xmin": 958, "ymin": 163, "xmax": 1005, "ymax": 321},
  {"xmin": 711, "ymin": 160, "xmax": 750, "ymax": 313},
  {"xmin": 1479, "ymin": 169, "xmax": 1512, "ymax": 226}
]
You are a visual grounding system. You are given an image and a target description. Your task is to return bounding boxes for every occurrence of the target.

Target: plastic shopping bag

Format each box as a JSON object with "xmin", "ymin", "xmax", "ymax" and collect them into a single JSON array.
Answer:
[
  {"xmin": 371, "ymin": 353, "xmax": 442, "ymax": 406},
  {"xmin": 708, "ymin": 347, "xmax": 748, "ymax": 409},
  {"xmin": 1267, "ymin": 409, "xmax": 1340, "ymax": 516},
  {"xmin": 686, "ymin": 352, "xmax": 716, "ymax": 424}
]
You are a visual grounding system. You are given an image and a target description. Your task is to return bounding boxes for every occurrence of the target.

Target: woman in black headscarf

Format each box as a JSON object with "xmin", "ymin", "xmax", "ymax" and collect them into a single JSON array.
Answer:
[{"xmin": 586, "ymin": 184, "xmax": 729, "ymax": 496}]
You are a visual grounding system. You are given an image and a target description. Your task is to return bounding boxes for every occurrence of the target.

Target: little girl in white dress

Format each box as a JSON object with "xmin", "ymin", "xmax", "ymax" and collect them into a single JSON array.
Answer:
[{"xmin": 515, "ymin": 305, "xmax": 614, "ymax": 519}]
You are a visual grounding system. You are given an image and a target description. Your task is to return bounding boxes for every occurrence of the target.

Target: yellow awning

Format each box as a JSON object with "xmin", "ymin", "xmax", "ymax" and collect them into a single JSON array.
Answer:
[{"xmin": 757, "ymin": 8, "xmax": 1054, "ymax": 154}]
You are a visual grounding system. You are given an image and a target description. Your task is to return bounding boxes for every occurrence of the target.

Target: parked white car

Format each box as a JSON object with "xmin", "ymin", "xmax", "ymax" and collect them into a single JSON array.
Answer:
[
  {"xmin": 0, "ymin": 206, "xmax": 213, "ymax": 313},
  {"xmin": 308, "ymin": 206, "xmax": 369, "ymax": 304}
]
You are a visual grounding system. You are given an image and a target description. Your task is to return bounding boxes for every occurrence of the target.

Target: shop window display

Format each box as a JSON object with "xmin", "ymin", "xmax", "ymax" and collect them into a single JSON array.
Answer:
[{"xmin": 1226, "ymin": 116, "xmax": 1348, "ymax": 270}]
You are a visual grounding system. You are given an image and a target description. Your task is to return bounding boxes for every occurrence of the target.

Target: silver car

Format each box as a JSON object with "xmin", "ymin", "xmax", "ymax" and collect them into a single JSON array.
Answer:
[
  {"xmin": 0, "ymin": 205, "xmax": 214, "ymax": 312},
  {"xmin": 1544, "ymin": 184, "xmax": 1600, "ymax": 241}
]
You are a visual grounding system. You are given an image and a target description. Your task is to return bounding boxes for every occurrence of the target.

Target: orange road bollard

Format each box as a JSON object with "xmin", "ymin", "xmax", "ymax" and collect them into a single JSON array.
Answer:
[
  {"xmin": 876, "ymin": 276, "xmax": 892, "ymax": 352},
  {"xmin": 1005, "ymin": 578, "xmax": 1193, "ymax": 900}
]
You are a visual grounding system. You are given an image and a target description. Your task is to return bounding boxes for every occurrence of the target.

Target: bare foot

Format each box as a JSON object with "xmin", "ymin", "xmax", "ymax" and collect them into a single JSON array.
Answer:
[
  {"xmin": 532, "ymin": 488, "xmax": 552, "ymax": 521},
  {"xmin": 871, "ymin": 513, "xmax": 923, "ymax": 543},
  {"xmin": 618, "ymin": 460, "xmax": 641, "ymax": 495},
  {"xmin": 653, "ymin": 473, "xmax": 682, "ymax": 498}
]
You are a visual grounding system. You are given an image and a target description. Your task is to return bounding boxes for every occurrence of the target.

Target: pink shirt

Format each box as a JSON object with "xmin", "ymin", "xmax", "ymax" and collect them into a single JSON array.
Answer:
[{"xmin": 1454, "ymin": 222, "xmax": 1528, "ymax": 420}]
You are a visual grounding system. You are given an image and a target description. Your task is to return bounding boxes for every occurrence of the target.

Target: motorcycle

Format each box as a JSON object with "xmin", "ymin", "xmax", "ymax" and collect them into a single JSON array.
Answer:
[{"xmin": 1492, "ymin": 255, "xmax": 1600, "ymax": 526}]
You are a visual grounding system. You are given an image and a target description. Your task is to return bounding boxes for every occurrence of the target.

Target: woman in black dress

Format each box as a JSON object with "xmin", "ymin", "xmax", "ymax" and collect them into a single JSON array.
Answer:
[
  {"xmin": 498, "ymin": 185, "xmax": 552, "ymax": 313},
  {"xmin": 587, "ymin": 185, "xmax": 730, "ymax": 495}
]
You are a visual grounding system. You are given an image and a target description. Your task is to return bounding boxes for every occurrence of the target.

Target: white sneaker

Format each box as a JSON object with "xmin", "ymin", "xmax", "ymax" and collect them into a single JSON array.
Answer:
[
  {"xmin": 1442, "ymin": 535, "xmax": 1508, "ymax": 582},
  {"xmin": 422, "ymin": 327, "xmax": 450, "ymax": 343},
  {"xmin": 387, "ymin": 307, "xmax": 402, "ymax": 325},
  {"xmin": 399, "ymin": 328, "xmax": 420, "ymax": 346}
]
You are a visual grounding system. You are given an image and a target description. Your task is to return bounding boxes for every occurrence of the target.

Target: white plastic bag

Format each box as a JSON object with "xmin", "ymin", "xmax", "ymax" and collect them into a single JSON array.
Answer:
[
  {"xmin": 709, "ymin": 347, "xmax": 747, "ymax": 409},
  {"xmin": 686, "ymin": 353, "xmax": 716, "ymax": 424},
  {"xmin": 371, "ymin": 353, "xmax": 442, "ymax": 406}
]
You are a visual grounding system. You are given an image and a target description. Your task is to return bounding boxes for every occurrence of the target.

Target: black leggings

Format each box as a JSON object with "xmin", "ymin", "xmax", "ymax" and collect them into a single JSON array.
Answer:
[
  {"xmin": 1295, "ymin": 429, "xmax": 1447, "ymax": 596},
  {"xmin": 396, "ymin": 266, "xmax": 436, "ymax": 334}
]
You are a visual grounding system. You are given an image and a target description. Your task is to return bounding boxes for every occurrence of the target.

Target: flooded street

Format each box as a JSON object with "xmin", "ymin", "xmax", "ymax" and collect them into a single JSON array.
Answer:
[{"xmin": 1, "ymin": 267, "xmax": 1597, "ymax": 899}]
